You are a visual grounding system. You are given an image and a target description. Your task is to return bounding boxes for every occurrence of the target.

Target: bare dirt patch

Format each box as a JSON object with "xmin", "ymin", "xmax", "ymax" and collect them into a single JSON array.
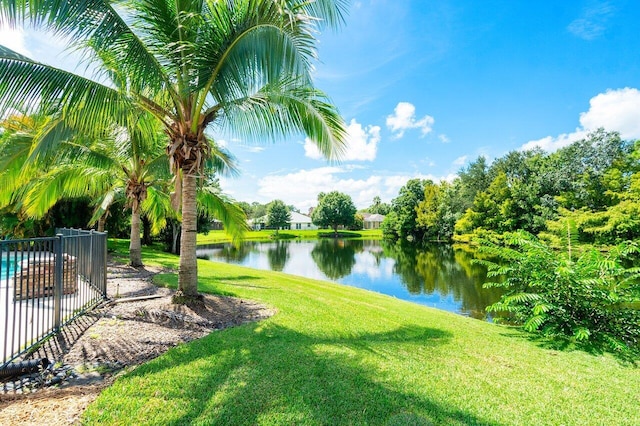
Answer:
[{"xmin": 0, "ymin": 261, "xmax": 275, "ymax": 425}]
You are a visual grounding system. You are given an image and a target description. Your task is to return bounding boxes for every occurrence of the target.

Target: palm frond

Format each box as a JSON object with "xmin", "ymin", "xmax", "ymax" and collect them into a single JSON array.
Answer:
[
  {"xmin": 204, "ymin": 140, "xmax": 240, "ymax": 177},
  {"xmin": 196, "ymin": 185, "xmax": 248, "ymax": 245},
  {"xmin": 22, "ymin": 166, "xmax": 115, "ymax": 218},
  {"xmin": 0, "ymin": 47, "xmax": 132, "ymax": 136},
  {"xmin": 219, "ymin": 78, "xmax": 346, "ymax": 160},
  {"xmin": 89, "ymin": 189, "xmax": 119, "ymax": 227},
  {"xmin": 141, "ymin": 185, "xmax": 174, "ymax": 235},
  {"xmin": 289, "ymin": 0, "xmax": 349, "ymax": 29},
  {"xmin": 2, "ymin": 0, "xmax": 171, "ymax": 98}
]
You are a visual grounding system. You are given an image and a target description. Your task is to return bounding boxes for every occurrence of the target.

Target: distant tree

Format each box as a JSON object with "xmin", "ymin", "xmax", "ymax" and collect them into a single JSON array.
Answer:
[
  {"xmin": 251, "ymin": 202, "xmax": 268, "ymax": 220},
  {"xmin": 312, "ymin": 191, "xmax": 357, "ymax": 237},
  {"xmin": 238, "ymin": 201, "xmax": 252, "ymax": 216},
  {"xmin": 351, "ymin": 213, "xmax": 364, "ymax": 230},
  {"xmin": 457, "ymin": 156, "xmax": 491, "ymax": 210},
  {"xmin": 383, "ymin": 179, "xmax": 426, "ymax": 241},
  {"xmin": 416, "ymin": 181, "xmax": 445, "ymax": 241},
  {"xmin": 380, "ymin": 211, "xmax": 400, "ymax": 240},
  {"xmin": 267, "ymin": 200, "xmax": 291, "ymax": 234},
  {"xmin": 549, "ymin": 129, "xmax": 629, "ymax": 210},
  {"xmin": 367, "ymin": 196, "xmax": 391, "ymax": 215}
]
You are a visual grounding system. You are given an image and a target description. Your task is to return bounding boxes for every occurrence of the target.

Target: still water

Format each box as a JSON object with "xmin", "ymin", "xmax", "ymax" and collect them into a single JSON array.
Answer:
[{"xmin": 196, "ymin": 239, "xmax": 503, "ymax": 321}]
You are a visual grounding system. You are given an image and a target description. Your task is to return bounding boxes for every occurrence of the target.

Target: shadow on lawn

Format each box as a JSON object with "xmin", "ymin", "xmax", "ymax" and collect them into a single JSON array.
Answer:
[{"xmin": 98, "ymin": 323, "xmax": 500, "ymax": 426}]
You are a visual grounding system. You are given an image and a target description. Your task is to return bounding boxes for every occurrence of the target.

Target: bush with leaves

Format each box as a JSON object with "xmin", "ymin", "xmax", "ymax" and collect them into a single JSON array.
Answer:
[{"xmin": 476, "ymin": 231, "xmax": 640, "ymax": 361}]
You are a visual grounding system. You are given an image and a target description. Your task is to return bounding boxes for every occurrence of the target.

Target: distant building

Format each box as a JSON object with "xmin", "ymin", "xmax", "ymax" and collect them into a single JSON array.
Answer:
[
  {"xmin": 248, "ymin": 217, "xmax": 266, "ymax": 231},
  {"xmin": 209, "ymin": 219, "xmax": 224, "ymax": 230},
  {"xmin": 249, "ymin": 211, "xmax": 318, "ymax": 231},
  {"xmin": 361, "ymin": 213, "xmax": 385, "ymax": 230},
  {"xmin": 289, "ymin": 211, "xmax": 318, "ymax": 230}
]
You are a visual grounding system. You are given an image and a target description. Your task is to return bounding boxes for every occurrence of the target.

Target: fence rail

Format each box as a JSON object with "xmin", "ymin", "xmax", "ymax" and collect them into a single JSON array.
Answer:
[{"xmin": 0, "ymin": 229, "xmax": 107, "ymax": 369}]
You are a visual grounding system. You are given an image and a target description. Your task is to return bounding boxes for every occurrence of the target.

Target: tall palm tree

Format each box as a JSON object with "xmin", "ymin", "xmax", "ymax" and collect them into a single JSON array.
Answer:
[{"xmin": 0, "ymin": 0, "xmax": 348, "ymax": 302}]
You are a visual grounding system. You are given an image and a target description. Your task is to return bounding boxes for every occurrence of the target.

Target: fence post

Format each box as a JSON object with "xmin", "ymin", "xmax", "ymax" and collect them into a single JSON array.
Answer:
[
  {"xmin": 102, "ymin": 231, "xmax": 108, "ymax": 298},
  {"xmin": 89, "ymin": 230, "xmax": 94, "ymax": 285},
  {"xmin": 53, "ymin": 233, "xmax": 64, "ymax": 332}
]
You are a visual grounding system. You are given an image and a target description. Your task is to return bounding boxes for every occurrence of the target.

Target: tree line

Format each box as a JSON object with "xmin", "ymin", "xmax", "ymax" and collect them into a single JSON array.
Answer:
[{"xmin": 383, "ymin": 129, "xmax": 640, "ymax": 247}]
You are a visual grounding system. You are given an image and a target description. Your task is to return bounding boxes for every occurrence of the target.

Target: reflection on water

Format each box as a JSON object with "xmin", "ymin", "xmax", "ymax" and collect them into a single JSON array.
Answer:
[
  {"xmin": 196, "ymin": 239, "xmax": 503, "ymax": 321},
  {"xmin": 311, "ymin": 239, "xmax": 362, "ymax": 280}
]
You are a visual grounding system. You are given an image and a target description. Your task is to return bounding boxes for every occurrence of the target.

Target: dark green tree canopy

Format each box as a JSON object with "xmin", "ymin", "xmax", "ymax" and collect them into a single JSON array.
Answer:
[
  {"xmin": 312, "ymin": 190, "xmax": 357, "ymax": 236},
  {"xmin": 366, "ymin": 196, "xmax": 391, "ymax": 215},
  {"xmin": 383, "ymin": 179, "xmax": 426, "ymax": 241},
  {"xmin": 267, "ymin": 199, "xmax": 291, "ymax": 231}
]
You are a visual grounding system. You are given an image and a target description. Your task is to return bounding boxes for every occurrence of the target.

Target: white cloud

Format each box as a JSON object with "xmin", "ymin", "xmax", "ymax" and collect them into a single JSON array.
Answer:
[
  {"xmin": 579, "ymin": 88, "xmax": 640, "ymax": 140},
  {"xmin": 520, "ymin": 130, "xmax": 589, "ymax": 152},
  {"xmin": 452, "ymin": 155, "xmax": 468, "ymax": 166},
  {"xmin": 521, "ymin": 88, "xmax": 640, "ymax": 152},
  {"xmin": 386, "ymin": 102, "xmax": 434, "ymax": 138},
  {"xmin": 0, "ymin": 26, "xmax": 31, "ymax": 57},
  {"xmin": 567, "ymin": 2, "xmax": 614, "ymax": 40},
  {"xmin": 256, "ymin": 167, "xmax": 444, "ymax": 211},
  {"xmin": 438, "ymin": 134, "xmax": 450, "ymax": 143},
  {"xmin": 304, "ymin": 140, "xmax": 323, "ymax": 160},
  {"xmin": 304, "ymin": 118, "xmax": 380, "ymax": 161}
]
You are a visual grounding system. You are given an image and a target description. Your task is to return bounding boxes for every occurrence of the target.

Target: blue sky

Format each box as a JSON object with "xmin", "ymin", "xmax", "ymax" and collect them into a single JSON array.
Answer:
[{"xmin": 2, "ymin": 0, "xmax": 640, "ymax": 211}]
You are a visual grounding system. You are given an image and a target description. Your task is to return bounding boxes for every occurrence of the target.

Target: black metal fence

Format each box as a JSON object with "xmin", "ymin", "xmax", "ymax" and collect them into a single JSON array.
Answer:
[{"xmin": 0, "ymin": 229, "xmax": 107, "ymax": 369}]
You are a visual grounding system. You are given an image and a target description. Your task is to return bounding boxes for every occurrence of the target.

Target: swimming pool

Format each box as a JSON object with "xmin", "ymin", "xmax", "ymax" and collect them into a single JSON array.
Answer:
[{"xmin": 0, "ymin": 256, "xmax": 20, "ymax": 283}]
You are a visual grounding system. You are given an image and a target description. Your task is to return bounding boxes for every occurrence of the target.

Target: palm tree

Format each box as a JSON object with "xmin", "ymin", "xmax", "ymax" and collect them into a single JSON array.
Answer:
[
  {"xmin": 0, "ymin": 110, "xmax": 245, "ymax": 267},
  {"xmin": 0, "ymin": 0, "xmax": 348, "ymax": 302}
]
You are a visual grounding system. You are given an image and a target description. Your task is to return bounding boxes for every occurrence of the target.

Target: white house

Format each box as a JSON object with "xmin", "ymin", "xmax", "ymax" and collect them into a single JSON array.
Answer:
[
  {"xmin": 362, "ymin": 213, "xmax": 385, "ymax": 230},
  {"xmin": 249, "ymin": 211, "xmax": 318, "ymax": 230},
  {"xmin": 289, "ymin": 211, "xmax": 318, "ymax": 230}
]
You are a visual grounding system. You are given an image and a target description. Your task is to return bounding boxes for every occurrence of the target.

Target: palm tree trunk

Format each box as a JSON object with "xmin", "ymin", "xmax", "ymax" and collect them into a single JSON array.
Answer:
[
  {"xmin": 97, "ymin": 214, "xmax": 107, "ymax": 233},
  {"xmin": 129, "ymin": 206, "xmax": 143, "ymax": 267},
  {"xmin": 177, "ymin": 172, "xmax": 199, "ymax": 298}
]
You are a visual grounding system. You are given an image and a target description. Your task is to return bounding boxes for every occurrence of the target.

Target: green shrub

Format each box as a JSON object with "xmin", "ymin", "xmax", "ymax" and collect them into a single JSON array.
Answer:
[{"xmin": 476, "ymin": 231, "xmax": 640, "ymax": 361}]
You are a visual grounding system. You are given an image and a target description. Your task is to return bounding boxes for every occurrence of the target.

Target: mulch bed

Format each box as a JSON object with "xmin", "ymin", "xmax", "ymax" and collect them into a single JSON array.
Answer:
[{"xmin": 0, "ymin": 261, "xmax": 275, "ymax": 425}]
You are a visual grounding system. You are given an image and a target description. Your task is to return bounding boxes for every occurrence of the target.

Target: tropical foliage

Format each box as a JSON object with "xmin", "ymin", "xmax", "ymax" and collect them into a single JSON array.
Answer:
[
  {"xmin": 0, "ymin": 0, "xmax": 348, "ymax": 300},
  {"xmin": 0, "ymin": 109, "xmax": 242, "ymax": 266},
  {"xmin": 476, "ymin": 231, "xmax": 640, "ymax": 360}
]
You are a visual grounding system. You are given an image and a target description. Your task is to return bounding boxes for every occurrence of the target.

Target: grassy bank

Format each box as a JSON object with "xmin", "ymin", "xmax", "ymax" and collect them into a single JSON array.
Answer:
[
  {"xmin": 197, "ymin": 229, "xmax": 383, "ymax": 245},
  {"xmin": 86, "ymin": 241, "xmax": 640, "ymax": 425}
]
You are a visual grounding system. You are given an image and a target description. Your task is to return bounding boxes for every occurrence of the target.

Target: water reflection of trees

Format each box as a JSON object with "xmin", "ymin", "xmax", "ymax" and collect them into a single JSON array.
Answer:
[
  {"xmin": 267, "ymin": 241, "xmax": 290, "ymax": 271},
  {"xmin": 311, "ymin": 239, "xmax": 364, "ymax": 280},
  {"xmin": 211, "ymin": 242, "xmax": 256, "ymax": 263},
  {"xmin": 381, "ymin": 242, "xmax": 503, "ymax": 319}
]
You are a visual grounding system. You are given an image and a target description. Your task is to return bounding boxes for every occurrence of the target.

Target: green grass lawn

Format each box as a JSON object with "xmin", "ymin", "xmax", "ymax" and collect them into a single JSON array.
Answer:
[
  {"xmin": 86, "ymin": 241, "xmax": 640, "ymax": 425},
  {"xmin": 197, "ymin": 228, "xmax": 383, "ymax": 245}
]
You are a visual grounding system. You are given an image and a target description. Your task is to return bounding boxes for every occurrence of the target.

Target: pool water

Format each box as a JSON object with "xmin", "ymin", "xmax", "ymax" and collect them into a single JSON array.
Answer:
[{"xmin": 0, "ymin": 257, "xmax": 20, "ymax": 280}]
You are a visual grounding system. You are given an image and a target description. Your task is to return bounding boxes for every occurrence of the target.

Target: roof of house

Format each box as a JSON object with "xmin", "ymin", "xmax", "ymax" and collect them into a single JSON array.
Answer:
[
  {"xmin": 251, "ymin": 211, "xmax": 314, "ymax": 224},
  {"xmin": 289, "ymin": 211, "xmax": 313, "ymax": 224},
  {"xmin": 362, "ymin": 213, "xmax": 385, "ymax": 222}
]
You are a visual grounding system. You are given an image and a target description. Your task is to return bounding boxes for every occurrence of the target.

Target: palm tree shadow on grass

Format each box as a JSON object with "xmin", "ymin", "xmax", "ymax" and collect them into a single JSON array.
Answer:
[{"xmin": 97, "ymin": 323, "xmax": 501, "ymax": 426}]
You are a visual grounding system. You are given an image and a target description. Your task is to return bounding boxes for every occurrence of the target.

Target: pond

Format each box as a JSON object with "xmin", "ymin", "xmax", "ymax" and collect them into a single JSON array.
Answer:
[{"xmin": 196, "ymin": 239, "xmax": 503, "ymax": 321}]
